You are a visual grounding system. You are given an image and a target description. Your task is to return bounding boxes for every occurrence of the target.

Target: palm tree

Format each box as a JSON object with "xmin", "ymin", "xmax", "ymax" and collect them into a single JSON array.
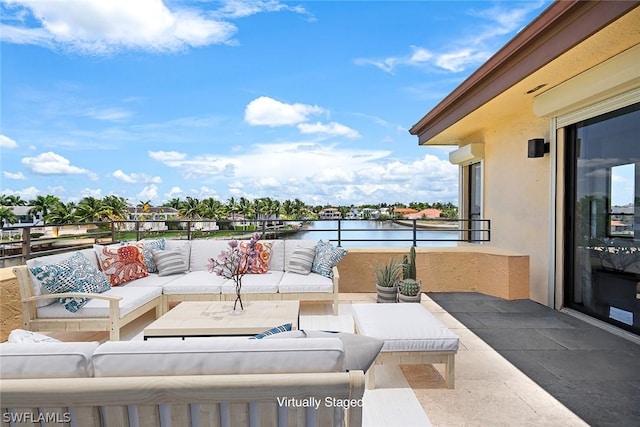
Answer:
[
  {"xmin": 292, "ymin": 198, "xmax": 307, "ymax": 220},
  {"xmin": 226, "ymin": 197, "xmax": 238, "ymax": 220},
  {"xmin": 1, "ymin": 194, "xmax": 27, "ymax": 206},
  {"xmin": 101, "ymin": 195, "xmax": 129, "ymax": 220},
  {"xmin": 238, "ymin": 197, "xmax": 254, "ymax": 221},
  {"xmin": 76, "ymin": 197, "xmax": 107, "ymax": 223},
  {"xmin": 164, "ymin": 198, "xmax": 182, "ymax": 210},
  {"xmin": 281, "ymin": 199, "xmax": 295, "ymax": 219},
  {"xmin": 179, "ymin": 197, "xmax": 200, "ymax": 219},
  {"xmin": 198, "ymin": 198, "xmax": 227, "ymax": 220},
  {"xmin": 0, "ymin": 206, "xmax": 17, "ymax": 226},
  {"xmin": 45, "ymin": 202, "xmax": 79, "ymax": 225},
  {"xmin": 28, "ymin": 195, "xmax": 62, "ymax": 224}
]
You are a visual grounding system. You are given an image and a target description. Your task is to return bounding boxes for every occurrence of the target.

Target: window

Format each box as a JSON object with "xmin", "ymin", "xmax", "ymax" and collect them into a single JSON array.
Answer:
[{"xmin": 564, "ymin": 102, "xmax": 640, "ymax": 331}]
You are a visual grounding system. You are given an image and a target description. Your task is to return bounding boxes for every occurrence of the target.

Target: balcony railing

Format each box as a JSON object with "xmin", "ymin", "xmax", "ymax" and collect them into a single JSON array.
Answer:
[{"xmin": 0, "ymin": 218, "xmax": 490, "ymax": 267}]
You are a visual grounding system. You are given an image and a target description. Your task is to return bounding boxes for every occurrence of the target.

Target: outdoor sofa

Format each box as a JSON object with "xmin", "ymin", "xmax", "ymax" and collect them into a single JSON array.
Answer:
[
  {"xmin": 12, "ymin": 238, "xmax": 345, "ymax": 341},
  {"xmin": 0, "ymin": 337, "xmax": 366, "ymax": 426}
]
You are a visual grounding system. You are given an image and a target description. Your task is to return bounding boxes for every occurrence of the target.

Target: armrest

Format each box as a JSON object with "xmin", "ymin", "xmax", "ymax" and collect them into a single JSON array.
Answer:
[
  {"xmin": 332, "ymin": 266, "xmax": 340, "ymax": 292},
  {"xmin": 23, "ymin": 293, "xmax": 123, "ymax": 303}
]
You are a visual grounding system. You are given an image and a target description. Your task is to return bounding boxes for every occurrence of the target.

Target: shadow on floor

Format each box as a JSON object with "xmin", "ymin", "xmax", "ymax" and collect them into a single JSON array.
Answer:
[{"xmin": 428, "ymin": 292, "xmax": 640, "ymax": 427}]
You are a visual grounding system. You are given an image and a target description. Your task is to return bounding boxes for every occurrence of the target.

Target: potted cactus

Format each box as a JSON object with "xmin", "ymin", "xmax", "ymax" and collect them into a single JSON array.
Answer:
[
  {"xmin": 399, "ymin": 246, "xmax": 422, "ymax": 302},
  {"xmin": 373, "ymin": 257, "xmax": 402, "ymax": 303}
]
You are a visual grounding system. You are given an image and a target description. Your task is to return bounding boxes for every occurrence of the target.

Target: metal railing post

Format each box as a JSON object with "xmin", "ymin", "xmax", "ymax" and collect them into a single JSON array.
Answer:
[
  {"xmin": 412, "ymin": 219, "xmax": 417, "ymax": 247},
  {"xmin": 337, "ymin": 219, "xmax": 342, "ymax": 246},
  {"xmin": 21, "ymin": 227, "xmax": 31, "ymax": 264}
]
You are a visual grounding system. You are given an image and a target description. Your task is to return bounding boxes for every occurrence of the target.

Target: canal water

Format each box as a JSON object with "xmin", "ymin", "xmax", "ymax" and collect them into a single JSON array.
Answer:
[{"xmin": 283, "ymin": 220, "xmax": 459, "ymax": 248}]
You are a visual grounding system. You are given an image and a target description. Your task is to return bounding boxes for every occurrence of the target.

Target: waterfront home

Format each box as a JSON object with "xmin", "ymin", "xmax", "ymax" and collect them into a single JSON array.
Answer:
[
  {"xmin": 405, "ymin": 209, "xmax": 442, "ymax": 220},
  {"xmin": 319, "ymin": 207, "xmax": 342, "ymax": 220},
  {"xmin": 410, "ymin": 1, "xmax": 640, "ymax": 334}
]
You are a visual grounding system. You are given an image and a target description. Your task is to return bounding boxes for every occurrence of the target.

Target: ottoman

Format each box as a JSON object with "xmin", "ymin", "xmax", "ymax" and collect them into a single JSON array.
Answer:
[{"xmin": 351, "ymin": 303, "xmax": 459, "ymax": 389}]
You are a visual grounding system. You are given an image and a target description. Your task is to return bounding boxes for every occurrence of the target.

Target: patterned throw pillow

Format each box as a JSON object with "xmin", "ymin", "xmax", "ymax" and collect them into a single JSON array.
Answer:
[
  {"xmin": 94, "ymin": 244, "xmax": 148, "ymax": 286},
  {"xmin": 29, "ymin": 252, "xmax": 111, "ymax": 313},
  {"xmin": 251, "ymin": 323, "xmax": 293, "ymax": 339},
  {"xmin": 152, "ymin": 248, "xmax": 188, "ymax": 276},
  {"xmin": 239, "ymin": 241, "xmax": 272, "ymax": 274},
  {"xmin": 286, "ymin": 245, "xmax": 317, "ymax": 275},
  {"xmin": 311, "ymin": 240, "xmax": 347, "ymax": 279},
  {"xmin": 136, "ymin": 238, "xmax": 166, "ymax": 273}
]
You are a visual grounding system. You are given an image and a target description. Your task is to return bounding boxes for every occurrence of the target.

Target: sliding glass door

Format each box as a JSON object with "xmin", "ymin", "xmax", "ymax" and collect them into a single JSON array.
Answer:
[{"xmin": 565, "ymin": 103, "xmax": 640, "ymax": 332}]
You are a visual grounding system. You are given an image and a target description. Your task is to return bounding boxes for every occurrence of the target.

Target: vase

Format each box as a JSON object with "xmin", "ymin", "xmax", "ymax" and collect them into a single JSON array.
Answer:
[
  {"xmin": 376, "ymin": 284, "xmax": 398, "ymax": 303},
  {"xmin": 232, "ymin": 277, "xmax": 244, "ymax": 313}
]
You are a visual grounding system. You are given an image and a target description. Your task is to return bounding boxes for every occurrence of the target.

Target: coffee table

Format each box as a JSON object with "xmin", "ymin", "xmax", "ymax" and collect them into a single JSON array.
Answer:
[{"xmin": 143, "ymin": 300, "xmax": 300, "ymax": 339}]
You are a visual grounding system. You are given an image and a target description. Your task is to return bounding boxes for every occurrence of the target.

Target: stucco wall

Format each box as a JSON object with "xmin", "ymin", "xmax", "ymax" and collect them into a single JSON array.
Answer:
[
  {"xmin": 480, "ymin": 111, "xmax": 551, "ymax": 305},
  {"xmin": 0, "ymin": 267, "xmax": 22, "ymax": 342},
  {"xmin": 338, "ymin": 246, "xmax": 529, "ymax": 299}
]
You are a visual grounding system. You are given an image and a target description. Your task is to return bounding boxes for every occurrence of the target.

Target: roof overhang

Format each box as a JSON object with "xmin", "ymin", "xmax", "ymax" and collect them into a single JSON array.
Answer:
[{"xmin": 409, "ymin": 1, "xmax": 640, "ymax": 146}]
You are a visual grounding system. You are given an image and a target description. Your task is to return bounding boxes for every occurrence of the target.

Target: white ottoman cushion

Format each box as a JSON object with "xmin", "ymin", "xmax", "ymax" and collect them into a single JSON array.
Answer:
[
  {"xmin": 351, "ymin": 303, "xmax": 459, "ymax": 352},
  {"xmin": 0, "ymin": 342, "xmax": 99, "ymax": 378}
]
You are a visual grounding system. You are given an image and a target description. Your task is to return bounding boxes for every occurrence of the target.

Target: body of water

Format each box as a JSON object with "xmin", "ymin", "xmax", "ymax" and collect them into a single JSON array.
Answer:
[{"xmin": 283, "ymin": 220, "xmax": 459, "ymax": 247}]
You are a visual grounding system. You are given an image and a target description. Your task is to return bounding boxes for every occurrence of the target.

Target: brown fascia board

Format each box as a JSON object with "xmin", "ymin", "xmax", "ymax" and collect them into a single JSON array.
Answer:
[{"xmin": 409, "ymin": 0, "xmax": 640, "ymax": 144}]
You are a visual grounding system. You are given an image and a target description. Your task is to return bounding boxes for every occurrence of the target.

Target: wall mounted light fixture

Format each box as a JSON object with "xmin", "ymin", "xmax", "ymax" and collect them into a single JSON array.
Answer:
[{"xmin": 527, "ymin": 138, "xmax": 549, "ymax": 158}]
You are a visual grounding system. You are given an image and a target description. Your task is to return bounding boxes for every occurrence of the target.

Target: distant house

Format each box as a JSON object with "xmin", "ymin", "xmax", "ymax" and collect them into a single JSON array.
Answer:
[
  {"xmin": 392, "ymin": 208, "xmax": 418, "ymax": 218},
  {"xmin": 410, "ymin": 1, "xmax": 640, "ymax": 332},
  {"xmin": 2, "ymin": 206, "xmax": 43, "ymax": 227},
  {"xmin": 319, "ymin": 208, "xmax": 342, "ymax": 220},
  {"xmin": 405, "ymin": 209, "xmax": 442, "ymax": 220}
]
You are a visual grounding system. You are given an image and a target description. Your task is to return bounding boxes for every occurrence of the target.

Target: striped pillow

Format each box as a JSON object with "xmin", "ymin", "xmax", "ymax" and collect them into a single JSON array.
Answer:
[
  {"xmin": 251, "ymin": 323, "xmax": 292, "ymax": 339},
  {"xmin": 285, "ymin": 245, "xmax": 316, "ymax": 275},
  {"xmin": 152, "ymin": 248, "xmax": 188, "ymax": 276}
]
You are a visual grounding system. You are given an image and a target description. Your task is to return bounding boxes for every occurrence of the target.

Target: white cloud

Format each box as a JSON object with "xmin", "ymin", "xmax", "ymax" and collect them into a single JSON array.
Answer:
[
  {"xmin": 244, "ymin": 96, "xmax": 324, "ymax": 126},
  {"xmin": 3, "ymin": 171, "xmax": 26, "ymax": 180},
  {"xmin": 165, "ymin": 186, "xmax": 184, "ymax": 199},
  {"xmin": 85, "ymin": 107, "xmax": 132, "ymax": 121},
  {"xmin": 148, "ymin": 141, "xmax": 458, "ymax": 205},
  {"xmin": 21, "ymin": 151, "xmax": 97, "ymax": 180},
  {"xmin": 1, "ymin": 0, "xmax": 237, "ymax": 54},
  {"xmin": 0, "ymin": 186, "xmax": 41, "ymax": 201},
  {"xmin": 297, "ymin": 122, "xmax": 361, "ymax": 139},
  {"xmin": 213, "ymin": 0, "xmax": 313, "ymax": 20},
  {"xmin": 137, "ymin": 185, "xmax": 159, "ymax": 202},
  {"xmin": 356, "ymin": 2, "xmax": 544, "ymax": 75},
  {"xmin": 148, "ymin": 150, "xmax": 188, "ymax": 163},
  {"xmin": 112, "ymin": 169, "xmax": 162, "ymax": 184},
  {"xmin": 0, "ymin": 134, "xmax": 18, "ymax": 148}
]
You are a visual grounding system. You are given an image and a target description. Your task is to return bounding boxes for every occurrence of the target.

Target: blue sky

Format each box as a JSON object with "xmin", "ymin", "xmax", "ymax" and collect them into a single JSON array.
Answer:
[{"xmin": 0, "ymin": 0, "xmax": 552, "ymax": 207}]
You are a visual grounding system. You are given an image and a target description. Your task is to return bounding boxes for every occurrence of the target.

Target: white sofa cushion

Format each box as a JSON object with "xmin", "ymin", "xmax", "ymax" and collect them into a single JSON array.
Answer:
[
  {"xmin": 92, "ymin": 338, "xmax": 345, "ymax": 376},
  {"xmin": 351, "ymin": 303, "xmax": 460, "ymax": 352},
  {"xmin": 278, "ymin": 271, "xmax": 334, "ymax": 293},
  {"xmin": 36, "ymin": 286, "xmax": 162, "ymax": 319},
  {"xmin": 118, "ymin": 272, "xmax": 183, "ymax": 288},
  {"xmin": 0, "ymin": 342, "xmax": 99, "ymax": 378},
  {"xmin": 188, "ymin": 239, "xmax": 230, "ymax": 272},
  {"xmin": 26, "ymin": 248, "xmax": 99, "ymax": 308},
  {"xmin": 221, "ymin": 270, "xmax": 283, "ymax": 294},
  {"xmin": 161, "ymin": 270, "xmax": 226, "ymax": 294}
]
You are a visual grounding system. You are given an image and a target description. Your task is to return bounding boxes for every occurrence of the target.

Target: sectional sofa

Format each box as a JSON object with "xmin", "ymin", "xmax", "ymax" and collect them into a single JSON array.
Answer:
[
  {"xmin": 0, "ymin": 337, "xmax": 366, "ymax": 426},
  {"xmin": 12, "ymin": 238, "xmax": 345, "ymax": 340}
]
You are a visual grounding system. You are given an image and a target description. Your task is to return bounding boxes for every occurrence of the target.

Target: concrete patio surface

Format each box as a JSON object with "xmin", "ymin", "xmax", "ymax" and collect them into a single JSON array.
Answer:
[{"xmin": 426, "ymin": 292, "xmax": 640, "ymax": 427}]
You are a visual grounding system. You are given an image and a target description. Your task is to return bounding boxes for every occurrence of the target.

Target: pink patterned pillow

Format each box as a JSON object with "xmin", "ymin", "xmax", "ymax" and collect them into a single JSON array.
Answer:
[
  {"xmin": 94, "ymin": 244, "xmax": 148, "ymax": 286},
  {"xmin": 239, "ymin": 241, "xmax": 272, "ymax": 274}
]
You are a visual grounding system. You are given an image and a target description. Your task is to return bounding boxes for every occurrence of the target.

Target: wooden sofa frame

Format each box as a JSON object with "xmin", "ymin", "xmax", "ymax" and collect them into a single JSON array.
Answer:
[
  {"xmin": 12, "ymin": 266, "xmax": 164, "ymax": 341},
  {"xmin": 1, "ymin": 371, "xmax": 365, "ymax": 427}
]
